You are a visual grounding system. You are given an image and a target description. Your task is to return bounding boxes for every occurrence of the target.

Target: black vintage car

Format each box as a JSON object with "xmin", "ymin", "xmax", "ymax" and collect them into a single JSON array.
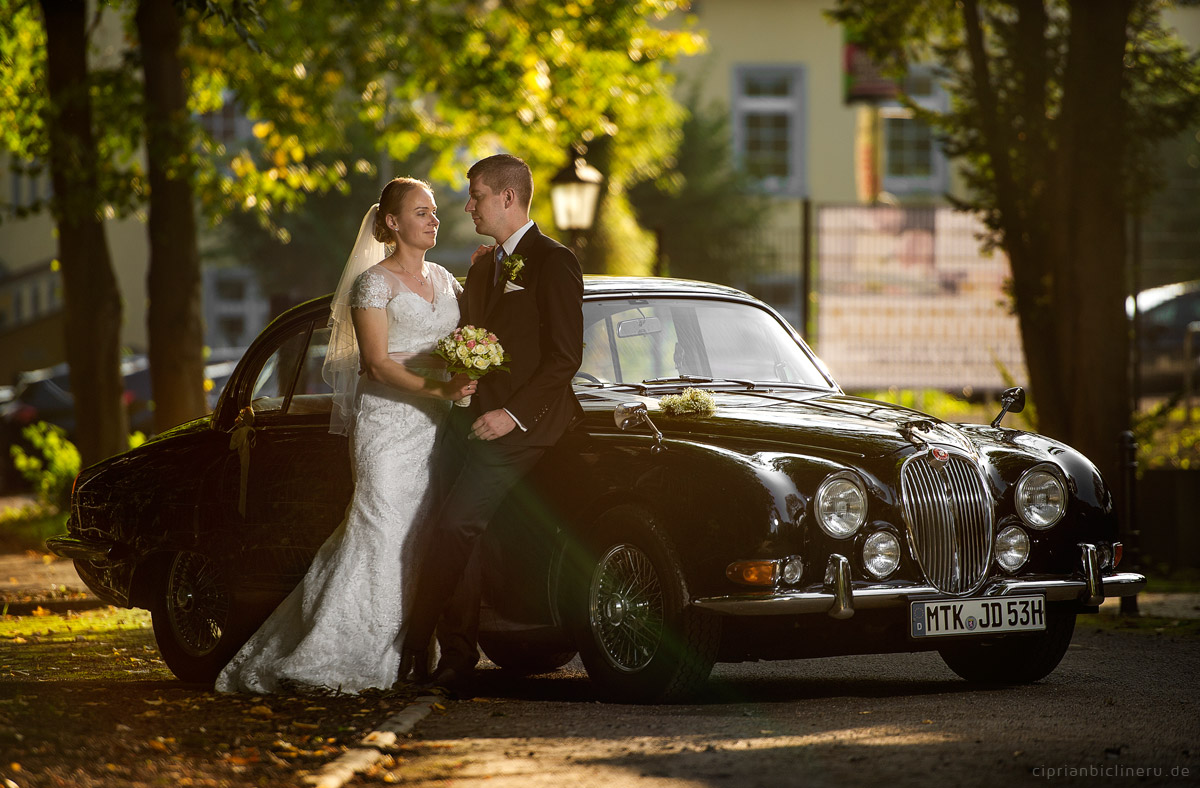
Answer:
[{"xmin": 49, "ymin": 277, "xmax": 1144, "ymax": 702}]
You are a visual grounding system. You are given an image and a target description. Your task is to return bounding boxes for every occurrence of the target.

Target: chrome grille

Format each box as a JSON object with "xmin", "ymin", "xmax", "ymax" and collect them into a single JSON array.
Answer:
[{"xmin": 900, "ymin": 452, "xmax": 993, "ymax": 593}]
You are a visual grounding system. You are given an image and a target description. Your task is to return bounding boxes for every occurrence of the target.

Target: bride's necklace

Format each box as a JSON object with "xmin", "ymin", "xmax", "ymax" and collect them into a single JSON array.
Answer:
[{"xmin": 394, "ymin": 262, "xmax": 428, "ymax": 286}]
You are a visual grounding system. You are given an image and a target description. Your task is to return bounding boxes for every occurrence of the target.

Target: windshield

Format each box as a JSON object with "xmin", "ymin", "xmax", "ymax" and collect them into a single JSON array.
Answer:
[{"xmin": 579, "ymin": 297, "xmax": 832, "ymax": 387}]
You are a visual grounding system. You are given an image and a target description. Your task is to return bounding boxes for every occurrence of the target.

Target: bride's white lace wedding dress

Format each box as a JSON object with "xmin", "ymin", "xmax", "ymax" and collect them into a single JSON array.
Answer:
[{"xmin": 216, "ymin": 263, "xmax": 462, "ymax": 694}]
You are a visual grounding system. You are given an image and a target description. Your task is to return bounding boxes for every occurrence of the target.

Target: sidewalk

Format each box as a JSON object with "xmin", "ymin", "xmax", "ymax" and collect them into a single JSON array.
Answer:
[
  {"xmin": 2, "ymin": 549, "xmax": 1197, "ymax": 619},
  {"xmin": 0, "ymin": 551, "xmax": 100, "ymax": 614}
]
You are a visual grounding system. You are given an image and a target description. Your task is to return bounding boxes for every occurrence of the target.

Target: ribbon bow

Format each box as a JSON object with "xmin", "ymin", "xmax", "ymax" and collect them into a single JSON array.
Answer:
[{"xmin": 229, "ymin": 406, "xmax": 256, "ymax": 517}]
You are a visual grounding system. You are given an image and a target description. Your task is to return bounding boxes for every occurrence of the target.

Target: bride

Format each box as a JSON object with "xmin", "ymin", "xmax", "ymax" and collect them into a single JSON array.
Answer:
[{"xmin": 216, "ymin": 177, "xmax": 475, "ymax": 694}]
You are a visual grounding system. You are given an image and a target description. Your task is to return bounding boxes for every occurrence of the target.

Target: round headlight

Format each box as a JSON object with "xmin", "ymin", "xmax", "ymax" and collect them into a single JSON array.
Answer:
[
  {"xmin": 995, "ymin": 525, "xmax": 1030, "ymax": 572},
  {"xmin": 1015, "ymin": 468, "xmax": 1067, "ymax": 529},
  {"xmin": 815, "ymin": 474, "xmax": 868, "ymax": 538},
  {"xmin": 862, "ymin": 531, "xmax": 900, "ymax": 579}
]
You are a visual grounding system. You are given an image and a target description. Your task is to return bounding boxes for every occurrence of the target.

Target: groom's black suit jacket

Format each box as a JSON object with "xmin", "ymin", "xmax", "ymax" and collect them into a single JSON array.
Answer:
[{"xmin": 459, "ymin": 223, "xmax": 584, "ymax": 447}]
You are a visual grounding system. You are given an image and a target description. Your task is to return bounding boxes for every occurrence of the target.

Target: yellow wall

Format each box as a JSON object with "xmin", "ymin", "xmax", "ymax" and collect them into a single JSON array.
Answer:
[
  {"xmin": 681, "ymin": 0, "xmax": 859, "ymax": 209},
  {"xmin": 681, "ymin": 0, "xmax": 1200, "ymax": 218}
]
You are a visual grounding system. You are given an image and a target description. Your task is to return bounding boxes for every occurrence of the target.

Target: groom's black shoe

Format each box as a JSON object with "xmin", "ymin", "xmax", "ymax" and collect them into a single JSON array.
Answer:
[
  {"xmin": 429, "ymin": 665, "xmax": 476, "ymax": 700},
  {"xmin": 397, "ymin": 648, "xmax": 430, "ymax": 684}
]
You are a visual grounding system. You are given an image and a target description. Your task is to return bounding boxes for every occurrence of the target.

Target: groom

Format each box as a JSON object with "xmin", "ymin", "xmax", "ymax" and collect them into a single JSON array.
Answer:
[{"xmin": 399, "ymin": 153, "xmax": 584, "ymax": 691}]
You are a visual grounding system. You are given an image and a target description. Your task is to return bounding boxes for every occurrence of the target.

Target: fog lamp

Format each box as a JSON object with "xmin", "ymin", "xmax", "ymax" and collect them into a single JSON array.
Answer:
[
  {"xmin": 1097, "ymin": 543, "xmax": 1113, "ymax": 569},
  {"xmin": 781, "ymin": 556, "xmax": 803, "ymax": 584},
  {"xmin": 995, "ymin": 525, "xmax": 1030, "ymax": 572},
  {"xmin": 727, "ymin": 560, "xmax": 778, "ymax": 586},
  {"xmin": 862, "ymin": 531, "xmax": 901, "ymax": 579}
]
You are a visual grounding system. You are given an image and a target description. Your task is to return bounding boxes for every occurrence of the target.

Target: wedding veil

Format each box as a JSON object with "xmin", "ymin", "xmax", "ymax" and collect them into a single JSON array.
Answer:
[{"xmin": 322, "ymin": 204, "xmax": 386, "ymax": 436}]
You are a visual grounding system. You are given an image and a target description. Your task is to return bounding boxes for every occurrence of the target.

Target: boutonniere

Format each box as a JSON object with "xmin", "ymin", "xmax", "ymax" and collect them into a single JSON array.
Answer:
[{"xmin": 502, "ymin": 254, "xmax": 526, "ymax": 283}]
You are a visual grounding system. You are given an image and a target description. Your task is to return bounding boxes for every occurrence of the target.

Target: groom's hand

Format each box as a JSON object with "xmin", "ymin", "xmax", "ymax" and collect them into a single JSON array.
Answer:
[{"xmin": 472, "ymin": 409, "xmax": 516, "ymax": 441}]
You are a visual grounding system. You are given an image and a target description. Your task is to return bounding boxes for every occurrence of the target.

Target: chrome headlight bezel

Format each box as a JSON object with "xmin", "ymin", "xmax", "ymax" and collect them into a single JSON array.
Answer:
[
  {"xmin": 1015, "ymin": 465, "xmax": 1068, "ymax": 529},
  {"xmin": 862, "ymin": 530, "xmax": 901, "ymax": 579},
  {"xmin": 994, "ymin": 524, "xmax": 1031, "ymax": 572},
  {"xmin": 815, "ymin": 472, "xmax": 869, "ymax": 538}
]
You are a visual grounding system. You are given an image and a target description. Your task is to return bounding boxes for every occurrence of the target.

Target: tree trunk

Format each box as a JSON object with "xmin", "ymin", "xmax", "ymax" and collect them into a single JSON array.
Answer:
[
  {"xmin": 38, "ymin": 0, "xmax": 128, "ymax": 466},
  {"xmin": 1040, "ymin": 0, "xmax": 1133, "ymax": 490},
  {"xmin": 137, "ymin": 0, "xmax": 207, "ymax": 433}
]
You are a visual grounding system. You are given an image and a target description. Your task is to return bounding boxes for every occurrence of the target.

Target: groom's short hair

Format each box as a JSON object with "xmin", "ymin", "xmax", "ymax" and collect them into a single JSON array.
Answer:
[{"xmin": 468, "ymin": 154, "xmax": 533, "ymax": 210}]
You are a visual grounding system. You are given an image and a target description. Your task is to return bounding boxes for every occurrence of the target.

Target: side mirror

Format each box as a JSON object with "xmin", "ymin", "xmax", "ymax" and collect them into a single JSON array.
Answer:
[
  {"xmin": 614, "ymin": 402, "xmax": 666, "ymax": 453},
  {"xmin": 614, "ymin": 402, "xmax": 649, "ymax": 430},
  {"xmin": 991, "ymin": 386, "xmax": 1026, "ymax": 429}
]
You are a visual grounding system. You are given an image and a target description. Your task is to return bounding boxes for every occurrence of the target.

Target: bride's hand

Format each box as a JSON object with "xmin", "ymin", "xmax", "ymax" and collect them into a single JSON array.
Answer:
[
  {"xmin": 469, "ymin": 244, "xmax": 494, "ymax": 267},
  {"xmin": 445, "ymin": 373, "xmax": 476, "ymax": 401}
]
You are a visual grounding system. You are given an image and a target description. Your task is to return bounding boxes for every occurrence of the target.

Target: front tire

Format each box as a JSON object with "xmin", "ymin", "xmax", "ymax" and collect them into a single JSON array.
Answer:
[
  {"xmin": 150, "ymin": 551, "xmax": 246, "ymax": 682},
  {"xmin": 937, "ymin": 602, "xmax": 1077, "ymax": 684},
  {"xmin": 570, "ymin": 506, "xmax": 720, "ymax": 703}
]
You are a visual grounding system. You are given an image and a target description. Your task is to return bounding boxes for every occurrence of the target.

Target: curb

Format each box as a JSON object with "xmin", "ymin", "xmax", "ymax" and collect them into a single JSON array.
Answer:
[{"xmin": 302, "ymin": 694, "xmax": 442, "ymax": 788}]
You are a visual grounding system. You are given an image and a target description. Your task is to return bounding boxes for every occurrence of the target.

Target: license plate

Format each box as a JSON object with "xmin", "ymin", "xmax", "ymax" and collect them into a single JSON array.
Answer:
[{"xmin": 911, "ymin": 595, "xmax": 1046, "ymax": 638}]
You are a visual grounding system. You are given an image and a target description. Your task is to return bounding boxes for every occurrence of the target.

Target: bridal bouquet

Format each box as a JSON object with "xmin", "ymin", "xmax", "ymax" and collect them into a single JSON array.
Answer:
[{"xmin": 435, "ymin": 325, "xmax": 510, "ymax": 407}]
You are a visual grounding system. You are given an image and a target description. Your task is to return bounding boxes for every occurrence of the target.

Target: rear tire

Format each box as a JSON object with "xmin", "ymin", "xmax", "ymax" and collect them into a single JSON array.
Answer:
[
  {"xmin": 150, "ymin": 551, "xmax": 247, "ymax": 683},
  {"xmin": 937, "ymin": 602, "xmax": 1076, "ymax": 684},
  {"xmin": 569, "ymin": 506, "xmax": 720, "ymax": 703}
]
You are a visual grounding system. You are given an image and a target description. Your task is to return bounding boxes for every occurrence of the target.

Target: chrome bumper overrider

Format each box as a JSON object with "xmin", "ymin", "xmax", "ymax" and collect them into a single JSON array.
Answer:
[
  {"xmin": 45, "ymin": 535, "xmax": 125, "ymax": 563},
  {"xmin": 692, "ymin": 543, "xmax": 1147, "ymax": 618}
]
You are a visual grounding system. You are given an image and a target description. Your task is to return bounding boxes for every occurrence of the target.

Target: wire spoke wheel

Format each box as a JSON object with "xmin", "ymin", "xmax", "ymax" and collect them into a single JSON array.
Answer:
[
  {"xmin": 589, "ymin": 543, "xmax": 665, "ymax": 673},
  {"xmin": 571, "ymin": 506, "xmax": 721, "ymax": 703},
  {"xmin": 165, "ymin": 551, "xmax": 229, "ymax": 657}
]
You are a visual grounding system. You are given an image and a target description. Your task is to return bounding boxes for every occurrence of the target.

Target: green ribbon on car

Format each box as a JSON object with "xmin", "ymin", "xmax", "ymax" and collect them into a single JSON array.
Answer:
[{"xmin": 229, "ymin": 406, "xmax": 256, "ymax": 517}]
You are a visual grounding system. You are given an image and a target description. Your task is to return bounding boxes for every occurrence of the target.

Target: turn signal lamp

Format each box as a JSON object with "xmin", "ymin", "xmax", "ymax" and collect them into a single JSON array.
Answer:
[
  {"xmin": 727, "ymin": 560, "xmax": 778, "ymax": 586},
  {"xmin": 1113, "ymin": 542, "xmax": 1123, "ymax": 568}
]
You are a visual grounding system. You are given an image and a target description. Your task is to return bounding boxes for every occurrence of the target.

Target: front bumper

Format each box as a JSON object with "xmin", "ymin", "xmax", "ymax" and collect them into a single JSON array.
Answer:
[
  {"xmin": 692, "ymin": 543, "xmax": 1147, "ymax": 618},
  {"xmin": 45, "ymin": 534, "xmax": 128, "ymax": 563}
]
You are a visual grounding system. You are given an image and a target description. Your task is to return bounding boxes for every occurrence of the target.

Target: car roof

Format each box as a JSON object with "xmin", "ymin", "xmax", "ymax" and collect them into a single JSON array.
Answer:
[
  {"xmin": 293, "ymin": 276, "xmax": 761, "ymax": 318},
  {"xmin": 1131, "ymin": 279, "xmax": 1200, "ymax": 313}
]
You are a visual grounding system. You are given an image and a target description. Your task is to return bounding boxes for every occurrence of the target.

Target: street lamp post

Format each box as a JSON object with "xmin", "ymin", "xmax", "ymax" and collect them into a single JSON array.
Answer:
[{"xmin": 550, "ymin": 153, "xmax": 604, "ymax": 262}]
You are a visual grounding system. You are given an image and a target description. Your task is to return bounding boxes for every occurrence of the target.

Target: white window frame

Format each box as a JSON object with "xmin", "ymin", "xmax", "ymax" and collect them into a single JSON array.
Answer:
[
  {"xmin": 880, "ymin": 70, "xmax": 948, "ymax": 196},
  {"xmin": 732, "ymin": 65, "xmax": 807, "ymax": 197}
]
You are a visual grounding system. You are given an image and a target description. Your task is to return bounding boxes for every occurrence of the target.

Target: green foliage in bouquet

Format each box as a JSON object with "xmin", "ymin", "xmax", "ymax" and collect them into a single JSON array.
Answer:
[{"xmin": 658, "ymin": 388, "xmax": 717, "ymax": 417}]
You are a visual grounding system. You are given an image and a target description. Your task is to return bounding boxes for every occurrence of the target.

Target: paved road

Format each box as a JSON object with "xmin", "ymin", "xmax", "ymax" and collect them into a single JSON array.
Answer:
[{"xmin": 371, "ymin": 622, "xmax": 1198, "ymax": 787}]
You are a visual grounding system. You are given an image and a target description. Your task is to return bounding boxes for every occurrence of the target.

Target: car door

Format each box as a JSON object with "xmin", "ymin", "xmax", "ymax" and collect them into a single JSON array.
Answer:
[{"xmin": 218, "ymin": 318, "xmax": 353, "ymax": 596}]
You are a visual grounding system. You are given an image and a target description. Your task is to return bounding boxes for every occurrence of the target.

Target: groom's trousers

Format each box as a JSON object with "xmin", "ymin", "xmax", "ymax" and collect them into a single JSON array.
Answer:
[{"xmin": 404, "ymin": 431, "xmax": 545, "ymax": 672}]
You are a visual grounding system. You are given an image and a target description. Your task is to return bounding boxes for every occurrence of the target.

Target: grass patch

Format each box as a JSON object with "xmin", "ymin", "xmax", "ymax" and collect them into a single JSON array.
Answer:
[
  {"xmin": 0, "ymin": 504, "xmax": 68, "ymax": 553},
  {"xmin": 0, "ymin": 606, "xmax": 162, "ymax": 683},
  {"xmin": 856, "ymin": 388, "xmax": 1034, "ymax": 428}
]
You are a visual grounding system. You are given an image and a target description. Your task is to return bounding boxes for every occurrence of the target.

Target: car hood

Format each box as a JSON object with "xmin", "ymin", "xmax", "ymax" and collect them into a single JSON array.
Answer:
[{"xmin": 582, "ymin": 391, "xmax": 977, "ymax": 460}]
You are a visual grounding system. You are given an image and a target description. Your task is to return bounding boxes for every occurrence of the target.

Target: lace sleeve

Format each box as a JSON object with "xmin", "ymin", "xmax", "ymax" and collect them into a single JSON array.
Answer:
[{"xmin": 351, "ymin": 267, "xmax": 392, "ymax": 309}]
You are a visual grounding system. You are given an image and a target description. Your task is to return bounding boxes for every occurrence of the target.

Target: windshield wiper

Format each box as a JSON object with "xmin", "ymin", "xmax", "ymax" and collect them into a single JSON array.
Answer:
[
  {"xmin": 574, "ymin": 381, "xmax": 650, "ymax": 395},
  {"xmin": 642, "ymin": 375, "xmax": 715, "ymax": 385},
  {"xmin": 641, "ymin": 376, "xmax": 825, "ymax": 391}
]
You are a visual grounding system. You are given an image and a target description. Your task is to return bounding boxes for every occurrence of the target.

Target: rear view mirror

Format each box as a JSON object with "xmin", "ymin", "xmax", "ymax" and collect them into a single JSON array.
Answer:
[{"xmin": 616, "ymin": 316, "xmax": 662, "ymax": 338}]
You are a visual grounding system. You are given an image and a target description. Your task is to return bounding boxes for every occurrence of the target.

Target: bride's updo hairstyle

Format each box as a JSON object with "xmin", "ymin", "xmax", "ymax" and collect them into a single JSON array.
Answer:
[{"xmin": 372, "ymin": 176, "xmax": 433, "ymax": 245}]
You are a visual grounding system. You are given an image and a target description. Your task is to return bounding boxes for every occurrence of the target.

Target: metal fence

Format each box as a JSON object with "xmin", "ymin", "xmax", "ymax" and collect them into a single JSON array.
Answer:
[
  {"xmin": 739, "ymin": 204, "xmax": 1027, "ymax": 395},
  {"xmin": 812, "ymin": 205, "xmax": 1026, "ymax": 394}
]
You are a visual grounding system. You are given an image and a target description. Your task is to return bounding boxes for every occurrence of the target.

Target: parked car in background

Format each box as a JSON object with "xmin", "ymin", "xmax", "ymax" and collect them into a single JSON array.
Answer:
[
  {"xmin": 49, "ymin": 277, "xmax": 1143, "ymax": 702},
  {"xmin": 1129, "ymin": 279, "xmax": 1200, "ymax": 397},
  {"xmin": 1, "ymin": 348, "xmax": 246, "ymax": 439}
]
